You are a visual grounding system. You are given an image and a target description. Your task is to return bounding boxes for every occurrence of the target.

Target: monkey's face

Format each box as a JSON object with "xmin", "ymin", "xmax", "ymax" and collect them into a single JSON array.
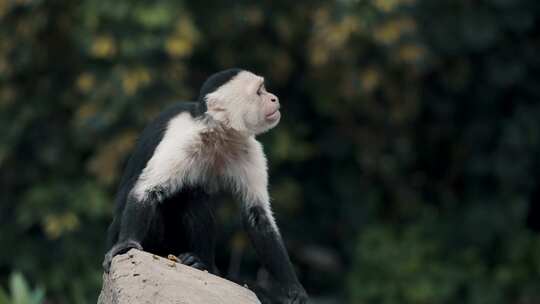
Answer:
[{"xmin": 206, "ymin": 71, "xmax": 281, "ymax": 135}]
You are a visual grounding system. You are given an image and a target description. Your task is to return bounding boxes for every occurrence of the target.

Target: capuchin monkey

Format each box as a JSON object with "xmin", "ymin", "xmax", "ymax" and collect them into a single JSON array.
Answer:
[{"xmin": 103, "ymin": 68, "xmax": 308, "ymax": 304}]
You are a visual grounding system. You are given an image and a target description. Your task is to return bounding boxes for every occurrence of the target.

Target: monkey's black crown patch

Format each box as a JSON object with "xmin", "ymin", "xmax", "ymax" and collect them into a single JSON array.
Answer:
[{"xmin": 198, "ymin": 68, "xmax": 243, "ymax": 103}]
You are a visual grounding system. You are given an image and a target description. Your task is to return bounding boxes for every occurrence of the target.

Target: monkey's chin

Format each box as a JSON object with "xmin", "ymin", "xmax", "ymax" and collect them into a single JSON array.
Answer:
[{"xmin": 254, "ymin": 115, "xmax": 280, "ymax": 135}]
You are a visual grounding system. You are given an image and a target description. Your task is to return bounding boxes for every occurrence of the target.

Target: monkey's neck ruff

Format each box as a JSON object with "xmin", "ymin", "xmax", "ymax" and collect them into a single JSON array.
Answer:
[
  {"xmin": 186, "ymin": 114, "xmax": 252, "ymax": 175},
  {"xmin": 201, "ymin": 112, "xmax": 253, "ymax": 139}
]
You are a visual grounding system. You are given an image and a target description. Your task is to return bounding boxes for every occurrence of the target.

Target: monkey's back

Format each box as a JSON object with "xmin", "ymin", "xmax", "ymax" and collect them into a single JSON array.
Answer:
[{"xmin": 106, "ymin": 102, "xmax": 204, "ymax": 249}]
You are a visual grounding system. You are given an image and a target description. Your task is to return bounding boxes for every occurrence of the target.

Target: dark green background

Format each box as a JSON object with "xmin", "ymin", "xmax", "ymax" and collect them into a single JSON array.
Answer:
[{"xmin": 1, "ymin": 0, "xmax": 540, "ymax": 303}]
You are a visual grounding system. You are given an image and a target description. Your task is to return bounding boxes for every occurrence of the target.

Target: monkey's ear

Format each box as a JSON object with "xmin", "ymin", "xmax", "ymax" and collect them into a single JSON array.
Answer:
[
  {"xmin": 205, "ymin": 91, "xmax": 228, "ymax": 110},
  {"xmin": 205, "ymin": 95, "xmax": 228, "ymax": 122},
  {"xmin": 205, "ymin": 95, "xmax": 219, "ymax": 109}
]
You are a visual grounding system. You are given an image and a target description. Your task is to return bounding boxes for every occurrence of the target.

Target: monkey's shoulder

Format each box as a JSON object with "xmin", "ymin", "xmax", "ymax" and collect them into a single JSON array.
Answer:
[
  {"xmin": 117, "ymin": 102, "xmax": 203, "ymax": 190},
  {"xmin": 134, "ymin": 101, "xmax": 203, "ymax": 153}
]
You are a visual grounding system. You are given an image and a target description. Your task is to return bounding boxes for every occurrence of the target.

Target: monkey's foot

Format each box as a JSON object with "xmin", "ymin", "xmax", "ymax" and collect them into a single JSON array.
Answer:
[
  {"xmin": 103, "ymin": 240, "xmax": 143, "ymax": 273},
  {"xmin": 177, "ymin": 252, "xmax": 207, "ymax": 271}
]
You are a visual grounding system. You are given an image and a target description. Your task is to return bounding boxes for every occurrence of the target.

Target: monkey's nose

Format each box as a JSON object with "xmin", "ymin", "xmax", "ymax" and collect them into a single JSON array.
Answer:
[{"xmin": 270, "ymin": 97, "xmax": 278, "ymax": 103}]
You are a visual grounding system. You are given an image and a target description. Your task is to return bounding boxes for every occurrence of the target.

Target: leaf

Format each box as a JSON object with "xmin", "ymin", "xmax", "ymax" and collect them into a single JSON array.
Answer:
[
  {"xmin": 0, "ymin": 287, "xmax": 10, "ymax": 304},
  {"xmin": 133, "ymin": 4, "xmax": 175, "ymax": 29},
  {"xmin": 29, "ymin": 287, "xmax": 45, "ymax": 304},
  {"xmin": 10, "ymin": 272, "xmax": 30, "ymax": 304}
]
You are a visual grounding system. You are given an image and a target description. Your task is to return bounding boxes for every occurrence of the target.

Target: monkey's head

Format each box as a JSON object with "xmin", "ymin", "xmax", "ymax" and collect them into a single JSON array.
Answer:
[{"xmin": 199, "ymin": 68, "xmax": 281, "ymax": 135}]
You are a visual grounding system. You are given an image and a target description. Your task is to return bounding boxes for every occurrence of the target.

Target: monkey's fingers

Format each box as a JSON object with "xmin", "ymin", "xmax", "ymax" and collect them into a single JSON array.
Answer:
[
  {"xmin": 167, "ymin": 254, "xmax": 180, "ymax": 262},
  {"xmin": 103, "ymin": 240, "xmax": 143, "ymax": 273},
  {"xmin": 177, "ymin": 252, "xmax": 207, "ymax": 271}
]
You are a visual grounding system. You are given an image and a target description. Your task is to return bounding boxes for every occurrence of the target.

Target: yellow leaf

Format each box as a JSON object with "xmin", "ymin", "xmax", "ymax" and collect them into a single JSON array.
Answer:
[
  {"xmin": 165, "ymin": 37, "xmax": 192, "ymax": 58},
  {"xmin": 360, "ymin": 68, "xmax": 381, "ymax": 92},
  {"xmin": 76, "ymin": 72, "xmax": 96, "ymax": 93},
  {"xmin": 0, "ymin": 0, "xmax": 8, "ymax": 19},
  {"xmin": 43, "ymin": 213, "xmax": 80, "ymax": 240},
  {"xmin": 399, "ymin": 44, "xmax": 425, "ymax": 62},
  {"xmin": 373, "ymin": 17, "xmax": 416, "ymax": 45},
  {"xmin": 374, "ymin": 0, "xmax": 400, "ymax": 12},
  {"xmin": 0, "ymin": 86, "xmax": 16, "ymax": 107},
  {"xmin": 121, "ymin": 68, "xmax": 152, "ymax": 95},
  {"xmin": 165, "ymin": 17, "xmax": 200, "ymax": 58},
  {"xmin": 75, "ymin": 102, "xmax": 99, "ymax": 122},
  {"xmin": 91, "ymin": 35, "xmax": 116, "ymax": 58},
  {"xmin": 374, "ymin": 0, "xmax": 416, "ymax": 12},
  {"xmin": 244, "ymin": 7, "xmax": 264, "ymax": 26},
  {"xmin": 87, "ymin": 131, "xmax": 138, "ymax": 185}
]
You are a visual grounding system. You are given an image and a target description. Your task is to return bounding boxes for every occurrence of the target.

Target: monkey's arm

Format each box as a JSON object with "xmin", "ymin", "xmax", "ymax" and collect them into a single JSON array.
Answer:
[
  {"xmin": 103, "ymin": 192, "xmax": 158, "ymax": 272},
  {"xmin": 242, "ymin": 204, "xmax": 307, "ymax": 303},
  {"xmin": 103, "ymin": 104, "xmax": 199, "ymax": 272},
  {"xmin": 237, "ymin": 141, "xmax": 307, "ymax": 304}
]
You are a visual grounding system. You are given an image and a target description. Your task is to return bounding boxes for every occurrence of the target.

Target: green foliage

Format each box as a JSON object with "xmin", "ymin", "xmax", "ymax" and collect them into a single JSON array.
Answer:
[
  {"xmin": 0, "ymin": 273, "xmax": 44, "ymax": 304},
  {"xmin": 350, "ymin": 223, "xmax": 540, "ymax": 304},
  {"xmin": 1, "ymin": 0, "xmax": 540, "ymax": 303}
]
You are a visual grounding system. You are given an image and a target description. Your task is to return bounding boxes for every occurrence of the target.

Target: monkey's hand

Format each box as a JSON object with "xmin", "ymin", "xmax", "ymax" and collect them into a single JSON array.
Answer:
[
  {"xmin": 177, "ymin": 252, "xmax": 207, "ymax": 271},
  {"xmin": 269, "ymin": 284, "xmax": 308, "ymax": 304},
  {"xmin": 102, "ymin": 240, "xmax": 143, "ymax": 273},
  {"xmin": 256, "ymin": 284, "xmax": 308, "ymax": 304},
  {"xmin": 283, "ymin": 286, "xmax": 308, "ymax": 304}
]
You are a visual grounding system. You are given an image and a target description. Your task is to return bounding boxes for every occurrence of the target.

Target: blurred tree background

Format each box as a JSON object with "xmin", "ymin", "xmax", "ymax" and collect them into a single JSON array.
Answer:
[{"xmin": 1, "ymin": 0, "xmax": 540, "ymax": 303}]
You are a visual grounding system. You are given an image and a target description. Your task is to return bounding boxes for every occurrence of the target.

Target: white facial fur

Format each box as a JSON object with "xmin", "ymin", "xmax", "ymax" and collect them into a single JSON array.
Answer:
[{"xmin": 205, "ymin": 71, "xmax": 281, "ymax": 135}]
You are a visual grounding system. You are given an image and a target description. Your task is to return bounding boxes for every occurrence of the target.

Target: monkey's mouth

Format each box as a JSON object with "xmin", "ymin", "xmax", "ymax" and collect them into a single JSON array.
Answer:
[{"xmin": 266, "ymin": 109, "xmax": 281, "ymax": 121}]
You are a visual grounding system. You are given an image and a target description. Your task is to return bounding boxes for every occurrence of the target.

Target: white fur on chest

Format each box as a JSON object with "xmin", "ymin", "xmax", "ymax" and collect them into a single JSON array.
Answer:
[{"xmin": 132, "ymin": 113, "xmax": 269, "ymax": 206}]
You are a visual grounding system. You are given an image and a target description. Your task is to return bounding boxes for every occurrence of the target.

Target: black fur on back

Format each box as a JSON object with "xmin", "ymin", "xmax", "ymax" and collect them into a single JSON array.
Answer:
[
  {"xmin": 108, "ymin": 68, "xmax": 243, "ymax": 248},
  {"xmin": 197, "ymin": 68, "xmax": 243, "ymax": 111},
  {"xmin": 114, "ymin": 68, "xmax": 244, "ymax": 218},
  {"xmin": 112, "ymin": 102, "xmax": 202, "ymax": 218}
]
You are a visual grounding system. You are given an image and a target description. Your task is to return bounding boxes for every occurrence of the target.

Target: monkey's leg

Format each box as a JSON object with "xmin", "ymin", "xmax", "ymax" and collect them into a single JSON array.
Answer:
[
  {"xmin": 179, "ymin": 198, "xmax": 218, "ymax": 273},
  {"xmin": 104, "ymin": 217, "xmax": 120, "ymax": 251},
  {"xmin": 243, "ymin": 205, "xmax": 308, "ymax": 304},
  {"xmin": 103, "ymin": 195, "xmax": 157, "ymax": 272}
]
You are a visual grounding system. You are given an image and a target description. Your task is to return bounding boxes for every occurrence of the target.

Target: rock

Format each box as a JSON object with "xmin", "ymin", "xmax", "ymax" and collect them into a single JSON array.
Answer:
[{"xmin": 98, "ymin": 249, "xmax": 261, "ymax": 304}]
